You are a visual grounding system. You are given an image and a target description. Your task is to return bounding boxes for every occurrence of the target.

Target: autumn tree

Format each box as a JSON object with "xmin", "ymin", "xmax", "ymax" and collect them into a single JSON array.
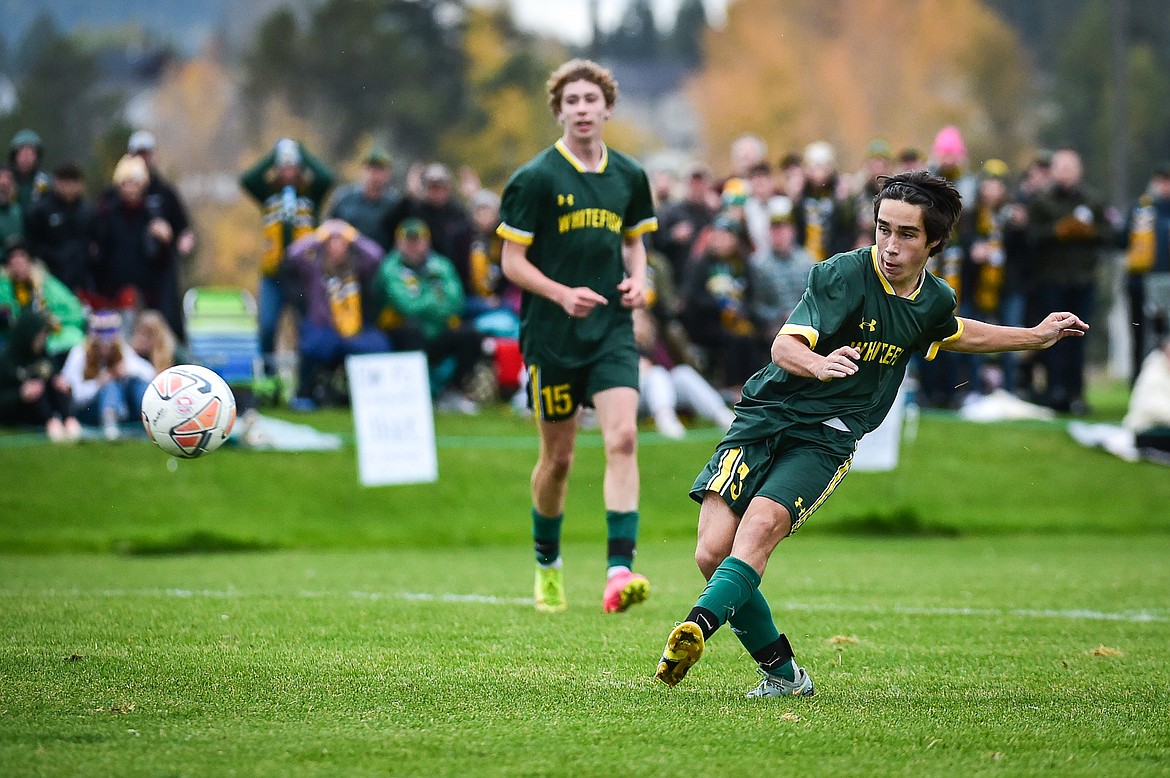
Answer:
[
  {"xmin": 437, "ymin": 5, "xmax": 561, "ymax": 190},
  {"xmin": 240, "ymin": 0, "xmax": 466, "ymax": 161},
  {"xmin": 0, "ymin": 20, "xmax": 123, "ymax": 172},
  {"xmin": 688, "ymin": 0, "xmax": 1038, "ymax": 175},
  {"xmin": 1046, "ymin": 0, "xmax": 1170, "ymax": 203}
]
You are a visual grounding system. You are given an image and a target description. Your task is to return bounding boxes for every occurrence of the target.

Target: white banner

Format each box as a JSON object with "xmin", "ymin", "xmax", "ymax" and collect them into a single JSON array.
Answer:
[{"xmin": 346, "ymin": 352, "xmax": 438, "ymax": 486}]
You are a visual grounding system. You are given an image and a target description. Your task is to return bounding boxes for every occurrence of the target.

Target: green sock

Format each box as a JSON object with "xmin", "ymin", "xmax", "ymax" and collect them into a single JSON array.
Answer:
[
  {"xmin": 533, "ymin": 509, "xmax": 563, "ymax": 566},
  {"xmin": 694, "ymin": 556, "xmax": 760, "ymax": 626},
  {"xmin": 605, "ymin": 510, "xmax": 638, "ymax": 569},
  {"xmin": 729, "ymin": 589, "xmax": 796, "ymax": 681}
]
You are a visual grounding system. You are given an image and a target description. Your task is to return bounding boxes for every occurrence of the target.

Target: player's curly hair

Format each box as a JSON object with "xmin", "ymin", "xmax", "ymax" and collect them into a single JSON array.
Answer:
[
  {"xmin": 546, "ymin": 59, "xmax": 618, "ymax": 116},
  {"xmin": 873, "ymin": 171, "xmax": 963, "ymax": 256}
]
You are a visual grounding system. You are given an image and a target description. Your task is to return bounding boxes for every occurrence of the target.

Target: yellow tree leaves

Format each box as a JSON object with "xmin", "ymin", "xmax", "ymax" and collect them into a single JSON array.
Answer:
[{"xmin": 690, "ymin": 0, "xmax": 1037, "ymax": 173}]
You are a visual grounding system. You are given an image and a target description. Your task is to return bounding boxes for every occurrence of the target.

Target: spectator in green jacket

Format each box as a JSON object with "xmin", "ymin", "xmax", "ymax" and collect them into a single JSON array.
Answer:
[
  {"xmin": 0, "ymin": 239, "xmax": 86, "ymax": 356},
  {"xmin": 375, "ymin": 218, "xmax": 484, "ymax": 413},
  {"xmin": 0, "ymin": 309, "xmax": 80, "ymax": 441}
]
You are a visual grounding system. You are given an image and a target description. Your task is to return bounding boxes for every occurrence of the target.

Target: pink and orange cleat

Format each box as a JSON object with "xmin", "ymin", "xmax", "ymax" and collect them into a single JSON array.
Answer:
[{"xmin": 602, "ymin": 569, "xmax": 650, "ymax": 613}]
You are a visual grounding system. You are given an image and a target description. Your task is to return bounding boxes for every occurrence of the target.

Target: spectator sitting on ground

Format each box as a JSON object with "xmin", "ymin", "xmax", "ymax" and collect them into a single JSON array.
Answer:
[
  {"xmin": 0, "ymin": 238, "xmax": 86, "ymax": 356},
  {"xmin": 1124, "ymin": 334, "xmax": 1170, "ymax": 460},
  {"xmin": 375, "ymin": 218, "xmax": 483, "ymax": 414},
  {"xmin": 130, "ymin": 309, "xmax": 183, "ymax": 373},
  {"xmin": 0, "ymin": 309, "xmax": 80, "ymax": 442},
  {"xmin": 24, "ymin": 162, "xmax": 95, "ymax": 296},
  {"xmin": 62, "ymin": 309, "xmax": 157, "ymax": 441},
  {"xmin": 326, "ymin": 147, "xmax": 400, "ymax": 251},
  {"xmin": 634, "ymin": 305, "xmax": 735, "ymax": 440},
  {"xmin": 283, "ymin": 219, "xmax": 390, "ymax": 411}
]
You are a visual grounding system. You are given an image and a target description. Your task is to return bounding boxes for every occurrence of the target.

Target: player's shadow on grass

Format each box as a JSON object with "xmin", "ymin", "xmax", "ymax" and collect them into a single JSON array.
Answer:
[
  {"xmin": 117, "ymin": 531, "xmax": 279, "ymax": 556},
  {"xmin": 825, "ymin": 508, "xmax": 960, "ymax": 537}
]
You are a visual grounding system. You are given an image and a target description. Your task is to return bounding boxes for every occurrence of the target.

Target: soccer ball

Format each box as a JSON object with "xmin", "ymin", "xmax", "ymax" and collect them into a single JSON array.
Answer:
[{"xmin": 141, "ymin": 364, "xmax": 237, "ymax": 459}]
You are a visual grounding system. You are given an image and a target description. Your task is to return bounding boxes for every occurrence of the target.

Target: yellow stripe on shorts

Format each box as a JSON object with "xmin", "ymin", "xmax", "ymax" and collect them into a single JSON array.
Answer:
[
  {"xmin": 790, "ymin": 450, "xmax": 855, "ymax": 533},
  {"xmin": 705, "ymin": 447, "xmax": 743, "ymax": 494}
]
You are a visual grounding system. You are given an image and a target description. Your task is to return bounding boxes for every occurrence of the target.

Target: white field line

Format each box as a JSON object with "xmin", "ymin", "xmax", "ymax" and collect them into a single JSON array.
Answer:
[{"xmin": 2, "ymin": 588, "xmax": 1167, "ymax": 623}]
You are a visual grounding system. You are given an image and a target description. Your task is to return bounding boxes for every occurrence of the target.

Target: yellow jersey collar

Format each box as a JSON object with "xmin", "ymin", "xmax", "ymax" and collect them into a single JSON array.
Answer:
[
  {"xmin": 555, "ymin": 138, "xmax": 608, "ymax": 173},
  {"xmin": 870, "ymin": 245, "xmax": 925, "ymax": 300}
]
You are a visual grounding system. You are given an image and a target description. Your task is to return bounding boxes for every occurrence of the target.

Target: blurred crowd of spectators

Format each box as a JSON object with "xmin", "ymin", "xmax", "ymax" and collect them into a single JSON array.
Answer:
[{"xmin": 2, "ymin": 122, "xmax": 1169, "ymax": 443}]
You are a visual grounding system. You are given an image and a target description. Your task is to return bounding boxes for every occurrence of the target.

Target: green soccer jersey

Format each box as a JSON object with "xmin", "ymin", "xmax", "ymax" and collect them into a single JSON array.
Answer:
[
  {"xmin": 728, "ymin": 245, "xmax": 962, "ymax": 442},
  {"xmin": 497, "ymin": 140, "xmax": 657, "ymax": 367}
]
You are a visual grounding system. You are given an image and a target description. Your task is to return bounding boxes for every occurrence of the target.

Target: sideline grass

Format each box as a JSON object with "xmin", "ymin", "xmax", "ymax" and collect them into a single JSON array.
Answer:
[
  {"xmin": 1, "ymin": 405, "xmax": 1169, "ymax": 553},
  {"xmin": 2, "ymin": 536, "xmax": 1168, "ymax": 776},
  {"xmin": 2, "ymin": 388, "xmax": 1168, "ymax": 774}
]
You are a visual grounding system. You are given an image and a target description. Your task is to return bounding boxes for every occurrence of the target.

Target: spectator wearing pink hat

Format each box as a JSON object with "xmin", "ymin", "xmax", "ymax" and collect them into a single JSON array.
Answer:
[{"xmin": 929, "ymin": 125, "xmax": 976, "ymax": 203}]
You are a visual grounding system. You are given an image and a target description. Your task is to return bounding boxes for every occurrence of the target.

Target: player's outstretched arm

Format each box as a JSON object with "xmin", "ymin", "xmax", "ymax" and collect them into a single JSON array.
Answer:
[
  {"xmin": 946, "ymin": 312, "xmax": 1089, "ymax": 354},
  {"xmin": 772, "ymin": 333, "xmax": 860, "ymax": 382}
]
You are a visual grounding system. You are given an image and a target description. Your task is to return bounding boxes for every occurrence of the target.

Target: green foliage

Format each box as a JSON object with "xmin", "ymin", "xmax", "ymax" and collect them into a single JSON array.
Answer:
[
  {"xmin": 241, "ymin": 0, "xmax": 466, "ymax": 161},
  {"xmin": 0, "ymin": 24, "xmax": 123, "ymax": 170},
  {"xmin": 666, "ymin": 0, "xmax": 708, "ymax": 66},
  {"xmin": 1044, "ymin": 0, "xmax": 1170, "ymax": 201},
  {"xmin": 601, "ymin": 0, "xmax": 661, "ymax": 60},
  {"xmin": 12, "ymin": 10, "xmax": 60, "ymax": 78},
  {"xmin": 438, "ymin": 5, "xmax": 560, "ymax": 190}
]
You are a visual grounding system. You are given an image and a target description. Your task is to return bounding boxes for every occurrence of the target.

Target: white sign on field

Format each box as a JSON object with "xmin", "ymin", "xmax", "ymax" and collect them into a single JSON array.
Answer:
[{"xmin": 346, "ymin": 352, "xmax": 437, "ymax": 486}]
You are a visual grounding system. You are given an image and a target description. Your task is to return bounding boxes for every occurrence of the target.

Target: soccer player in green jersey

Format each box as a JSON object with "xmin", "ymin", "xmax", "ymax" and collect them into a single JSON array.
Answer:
[
  {"xmin": 497, "ymin": 60, "xmax": 659, "ymax": 614},
  {"xmin": 655, "ymin": 170, "xmax": 1088, "ymax": 696}
]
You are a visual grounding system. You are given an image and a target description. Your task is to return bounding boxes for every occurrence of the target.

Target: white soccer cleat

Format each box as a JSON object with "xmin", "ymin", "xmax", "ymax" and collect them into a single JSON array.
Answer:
[{"xmin": 745, "ymin": 665, "xmax": 815, "ymax": 698}]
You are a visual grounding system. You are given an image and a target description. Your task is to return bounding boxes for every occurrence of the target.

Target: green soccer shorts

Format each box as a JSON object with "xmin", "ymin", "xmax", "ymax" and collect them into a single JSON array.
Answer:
[
  {"xmin": 525, "ymin": 341, "xmax": 639, "ymax": 422},
  {"xmin": 690, "ymin": 422, "xmax": 857, "ymax": 534}
]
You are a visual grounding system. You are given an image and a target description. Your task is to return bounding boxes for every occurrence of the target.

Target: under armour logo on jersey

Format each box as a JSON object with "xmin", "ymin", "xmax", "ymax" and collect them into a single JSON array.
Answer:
[
  {"xmin": 859, "ymin": 318, "xmax": 877, "ymax": 332},
  {"xmin": 794, "ymin": 496, "xmax": 806, "ymax": 516},
  {"xmin": 557, "ymin": 193, "xmax": 575, "ymax": 207}
]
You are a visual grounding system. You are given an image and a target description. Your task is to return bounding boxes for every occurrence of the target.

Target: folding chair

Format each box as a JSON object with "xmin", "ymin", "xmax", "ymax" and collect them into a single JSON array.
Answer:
[{"xmin": 183, "ymin": 286, "xmax": 261, "ymax": 389}]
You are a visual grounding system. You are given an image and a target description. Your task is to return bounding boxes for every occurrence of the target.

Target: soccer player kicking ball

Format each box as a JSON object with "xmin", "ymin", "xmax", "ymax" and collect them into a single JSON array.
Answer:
[
  {"xmin": 655, "ymin": 171, "xmax": 1088, "ymax": 696},
  {"xmin": 497, "ymin": 60, "xmax": 658, "ymax": 614}
]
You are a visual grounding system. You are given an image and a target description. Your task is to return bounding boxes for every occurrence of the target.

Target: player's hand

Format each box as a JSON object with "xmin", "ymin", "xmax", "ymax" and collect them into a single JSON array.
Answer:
[
  {"xmin": 617, "ymin": 276, "xmax": 646, "ymax": 309},
  {"xmin": 559, "ymin": 286, "xmax": 608, "ymax": 318},
  {"xmin": 1033, "ymin": 311, "xmax": 1088, "ymax": 348},
  {"xmin": 814, "ymin": 346, "xmax": 860, "ymax": 382}
]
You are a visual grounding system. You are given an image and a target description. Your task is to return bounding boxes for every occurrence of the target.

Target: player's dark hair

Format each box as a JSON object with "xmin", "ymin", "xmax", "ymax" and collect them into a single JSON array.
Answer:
[
  {"xmin": 547, "ymin": 59, "xmax": 619, "ymax": 115},
  {"xmin": 873, "ymin": 170, "xmax": 962, "ymax": 256}
]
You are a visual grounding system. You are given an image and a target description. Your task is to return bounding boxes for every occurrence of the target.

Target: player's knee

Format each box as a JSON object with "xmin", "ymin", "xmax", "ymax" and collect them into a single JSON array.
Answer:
[
  {"xmin": 540, "ymin": 448, "xmax": 575, "ymax": 480},
  {"xmin": 603, "ymin": 423, "xmax": 637, "ymax": 459},
  {"xmin": 742, "ymin": 504, "xmax": 793, "ymax": 544},
  {"xmin": 694, "ymin": 544, "xmax": 727, "ymax": 579}
]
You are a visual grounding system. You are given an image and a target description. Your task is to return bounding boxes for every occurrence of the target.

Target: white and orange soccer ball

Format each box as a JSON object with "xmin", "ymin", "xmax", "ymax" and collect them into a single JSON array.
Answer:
[{"xmin": 141, "ymin": 364, "xmax": 237, "ymax": 458}]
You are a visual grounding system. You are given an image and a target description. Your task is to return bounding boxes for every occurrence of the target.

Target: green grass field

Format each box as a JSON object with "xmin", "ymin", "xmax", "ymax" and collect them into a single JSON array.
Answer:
[{"xmin": 2, "ymin": 389, "xmax": 1168, "ymax": 776}]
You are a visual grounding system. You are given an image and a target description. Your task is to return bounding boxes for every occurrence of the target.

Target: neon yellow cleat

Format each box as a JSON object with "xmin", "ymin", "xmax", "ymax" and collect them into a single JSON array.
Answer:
[
  {"xmin": 534, "ymin": 565, "xmax": 567, "ymax": 613},
  {"xmin": 654, "ymin": 621, "xmax": 704, "ymax": 687}
]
